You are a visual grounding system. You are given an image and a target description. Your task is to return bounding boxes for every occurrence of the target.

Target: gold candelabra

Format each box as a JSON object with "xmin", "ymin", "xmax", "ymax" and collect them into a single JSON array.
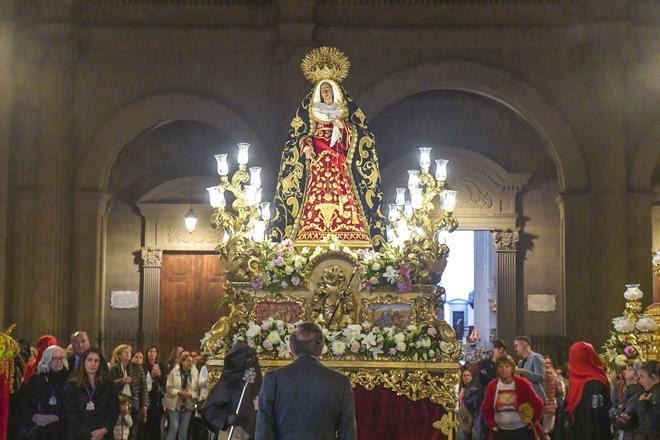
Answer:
[
  {"xmin": 612, "ymin": 284, "xmax": 660, "ymax": 362},
  {"xmin": 386, "ymin": 148, "xmax": 458, "ymax": 284},
  {"xmin": 207, "ymin": 143, "xmax": 270, "ymax": 281}
]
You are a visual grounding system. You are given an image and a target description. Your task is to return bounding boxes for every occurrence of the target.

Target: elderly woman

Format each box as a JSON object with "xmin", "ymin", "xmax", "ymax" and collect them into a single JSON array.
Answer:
[
  {"xmin": 480, "ymin": 355, "xmax": 544, "ymax": 439},
  {"xmin": 18, "ymin": 345, "xmax": 68, "ymax": 439},
  {"xmin": 109, "ymin": 344, "xmax": 149, "ymax": 440}
]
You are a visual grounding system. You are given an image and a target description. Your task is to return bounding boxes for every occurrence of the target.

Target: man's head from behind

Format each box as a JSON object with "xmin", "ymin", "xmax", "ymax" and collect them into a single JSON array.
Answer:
[
  {"xmin": 290, "ymin": 322, "xmax": 324, "ymax": 358},
  {"xmin": 70, "ymin": 331, "xmax": 90, "ymax": 357},
  {"xmin": 513, "ymin": 336, "xmax": 531, "ymax": 357}
]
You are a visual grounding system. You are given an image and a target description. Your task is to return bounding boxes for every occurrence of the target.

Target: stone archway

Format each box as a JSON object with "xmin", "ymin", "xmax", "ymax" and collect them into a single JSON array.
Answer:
[
  {"xmin": 71, "ymin": 92, "xmax": 262, "ymax": 336},
  {"xmin": 358, "ymin": 60, "xmax": 589, "ymax": 339},
  {"xmin": 357, "ymin": 60, "xmax": 588, "ymax": 193},
  {"xmin": 77, "ymin": 92, "xmax": 262, "ymax": 191}
]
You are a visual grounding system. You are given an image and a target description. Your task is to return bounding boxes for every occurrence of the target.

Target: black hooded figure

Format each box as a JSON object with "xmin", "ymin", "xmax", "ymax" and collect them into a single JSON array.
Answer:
[{"xmin": 201, "ymin": 343, "xmax": 262, "ymax": 438}]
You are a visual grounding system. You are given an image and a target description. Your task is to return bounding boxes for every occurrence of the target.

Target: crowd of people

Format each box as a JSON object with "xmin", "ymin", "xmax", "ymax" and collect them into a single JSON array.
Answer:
[
  {"xmin": 6, "ymin": 328, "xmax": 660, "ymax": 440},
  {"xmin": 9, "ymin": 330, "xmax": 225, "ymax": 440},
  {"xmin": 458, "ymin": 336, "xmax": 660, "ymax": 440}
]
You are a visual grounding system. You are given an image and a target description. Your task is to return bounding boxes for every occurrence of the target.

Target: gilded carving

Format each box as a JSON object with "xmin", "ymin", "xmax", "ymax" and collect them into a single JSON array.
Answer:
[{"xmin": 312, "ymin": 265, "xmax": 356, "ymax": 328}]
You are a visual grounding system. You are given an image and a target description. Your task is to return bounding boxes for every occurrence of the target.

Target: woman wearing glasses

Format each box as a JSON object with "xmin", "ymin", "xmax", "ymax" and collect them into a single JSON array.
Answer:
[{"xmin": 18, "ymin": 345, "xmax": 69, "ymax": 439}]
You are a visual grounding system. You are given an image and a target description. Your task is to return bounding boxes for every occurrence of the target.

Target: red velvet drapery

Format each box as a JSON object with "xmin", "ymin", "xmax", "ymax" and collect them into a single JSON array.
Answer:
[{"xmin": 354, "ymin": 385, "xmax": 450, "ymax": 440}]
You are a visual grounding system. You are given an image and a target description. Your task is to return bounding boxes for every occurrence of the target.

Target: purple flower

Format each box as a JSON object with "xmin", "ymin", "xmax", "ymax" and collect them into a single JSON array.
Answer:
[
  {"xmin": 275, "ymin": 255, "xmax": 285, "ymax": 267},
  {"xmin": 624, "ymin": 345, "xmax": 635, "ymax": 358},
  {"xmin": 251, "ymin": 277, "xmax": 264, "ymax": 290},
  {"xmin": 397, "ymin": 279, "xmax": 412, "ymax": 292},
  {"xmin": 398, "ymin": 264, "xmax": 413, "ymax": 279},
  {"xmin": 427, "ymin": 327, "xmax": 438, "ymax": 337},
  {"xmin": 350, "ymin": 341, "xmax": 361, "ymax": 353},
  {"xmin": 363, "ymin": 281, "xmax": 373, "ymax": 293},
  {"xmin": 263, "ymin": 340, "xmax": 273, "ymax": 351},
  {"xmin": 291, "ymin": 276, "xmax": 301, "ymax": 286}
]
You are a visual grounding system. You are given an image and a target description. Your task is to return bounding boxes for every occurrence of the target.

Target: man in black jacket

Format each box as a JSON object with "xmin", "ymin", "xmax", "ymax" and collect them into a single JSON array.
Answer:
[{"xmin": 255, "ymin": 322, "xmax": 357, "ymax": 440}]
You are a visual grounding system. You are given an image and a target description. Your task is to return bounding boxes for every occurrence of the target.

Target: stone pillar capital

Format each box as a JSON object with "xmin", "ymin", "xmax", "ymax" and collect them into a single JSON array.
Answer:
[
  {"xmin": 493, "ymin": 228, "xmax": 520, "ymax": 252},
  {"xmin": 141, "ymin": 248, "xmax": 163, "ymax": 269}
]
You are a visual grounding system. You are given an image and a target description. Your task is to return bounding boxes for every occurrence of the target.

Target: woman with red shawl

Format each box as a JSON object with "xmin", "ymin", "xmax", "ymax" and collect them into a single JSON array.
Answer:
[
  {"xmin": 564, "ymin": 341, "xmax": 612, "ymax": 439},
  {"xmin": 22, "ymin": 335, "xmax": 58, "ymax": 385}
]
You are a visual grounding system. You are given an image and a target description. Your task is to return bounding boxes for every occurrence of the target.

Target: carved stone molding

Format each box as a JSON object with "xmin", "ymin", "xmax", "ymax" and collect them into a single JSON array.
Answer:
[
  {"xmin": 493, "ymin": 229, "xmax": 520, "ymax": 252},
  {"xmin": 166, "ymin": 226, "xmax": 220, "ymax": 244},
  {"xmin": 140, "ymin": 248, "xmax": 163, "ymax": 268}
]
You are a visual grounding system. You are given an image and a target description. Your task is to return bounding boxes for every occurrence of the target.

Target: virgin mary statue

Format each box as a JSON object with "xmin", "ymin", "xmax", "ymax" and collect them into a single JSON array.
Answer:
[{"xmin": 270, "ymin": 47, "xmax": 386, "ymax": 249}]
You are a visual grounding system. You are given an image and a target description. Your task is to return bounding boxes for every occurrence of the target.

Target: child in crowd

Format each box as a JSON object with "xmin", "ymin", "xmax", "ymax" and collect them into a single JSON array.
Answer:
[{"xmin": 114, "ymin": 394, "xmax": 133, "ymax": 440}]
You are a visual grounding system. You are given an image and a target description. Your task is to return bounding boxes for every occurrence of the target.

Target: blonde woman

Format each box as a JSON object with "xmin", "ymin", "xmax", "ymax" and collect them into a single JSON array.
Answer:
[
  {"xmin": 164, "ymin": 353, "xmax": 199, "ymax": 440},
  {"xmin": 109, "ymin": 344, "xmax": 148, "ymax": 440}
]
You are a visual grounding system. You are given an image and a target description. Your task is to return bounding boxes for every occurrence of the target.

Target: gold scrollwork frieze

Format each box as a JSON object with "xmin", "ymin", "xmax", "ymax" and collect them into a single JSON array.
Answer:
[{"xmin": 342, "ymin": 368, "xmax": 459, "ymax": 411}]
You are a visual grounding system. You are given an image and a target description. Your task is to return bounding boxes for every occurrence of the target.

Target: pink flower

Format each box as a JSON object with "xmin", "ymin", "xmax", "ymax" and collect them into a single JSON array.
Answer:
[
  {"xmin": 396, "ymin": 279, "xmax": 412, "ymax": 292},
  {"xmin": 251, "ymin": 277, "xmax": 264, "ymax": 290},
  {"xmin": 261, "ymin": 321, "xmax": 271, "ymax": 331},
  {"xmin": 247, "ymin": 339, "xmax": 255, "ymax": 348},
  {"xmin": 263, "ymin": 340, "xmax": 273, "ymax": 351},
  {"xmin": 398, "ymin": 264, "xmax": 413, "ymax": 279},
  {"xmin": 427, "ymin": 327, "xmax": 438, "ymax": 337},
  {"xmin": 624, "ymin": 345, "xmax": 635, "ymax": 358},
  {"xmin": 369, "ymin": 276, "xmax": 379, "ymax": 285},
  {"xmin": 291, "ymin": 276, "xmax": 301, "ymax": 286},
  {"xmin": 275, "ymin": 256, "xmax": 285, "ymax": 267},
  {"xmin": 350, "ymin": 341, "xmax": 361, "ymax": 353}
]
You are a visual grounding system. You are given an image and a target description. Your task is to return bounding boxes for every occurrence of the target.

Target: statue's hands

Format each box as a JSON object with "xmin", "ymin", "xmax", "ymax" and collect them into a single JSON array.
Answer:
[
  {"xmin": 332, "ymin": 119, "xmax": 345, "ymax": 129},
  {"xmin": 303, "ymin": 146, "xmax": 314, "ymax": 160}
]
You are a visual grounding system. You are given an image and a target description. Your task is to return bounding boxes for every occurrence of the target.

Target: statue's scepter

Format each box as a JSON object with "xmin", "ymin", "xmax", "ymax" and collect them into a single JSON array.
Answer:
[{"xmin": 227, "ymin": 368, "xmax": 257, "ymax": 440}]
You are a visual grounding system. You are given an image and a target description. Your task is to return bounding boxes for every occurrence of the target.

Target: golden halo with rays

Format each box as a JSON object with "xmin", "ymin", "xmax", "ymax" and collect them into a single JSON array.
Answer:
[{"xmin": 301, "ymin": 47, "xmax": 350, "ymax": 84}]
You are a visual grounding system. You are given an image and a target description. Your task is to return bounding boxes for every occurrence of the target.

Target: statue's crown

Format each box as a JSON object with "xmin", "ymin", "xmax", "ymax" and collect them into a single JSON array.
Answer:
[{"xmin": 301, "ymin": 47, "xmax": 350, "ymax": 84}]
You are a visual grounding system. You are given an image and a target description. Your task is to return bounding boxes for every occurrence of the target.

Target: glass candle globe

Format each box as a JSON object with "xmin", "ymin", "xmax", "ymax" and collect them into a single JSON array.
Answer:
[
  {"xmin": 623, "ymin": 284, "xmax": 643, "ymax": 301},
  {"xmin": 435, "ymin": 159, "xmax": 448, "ymax": 181},
  {"xmin": 215, "ymin": 154, "xmax": 229, "ymax": 176},
  {"xmin": 395, "ymin": 188, "xmax": 406, "ymax": 206},
  {"xmin": 237, "ymin": 142, "xmax": 250, "ymax": 166},
  {"xmin": 206, "ymin": 186, "xmax": 226, "ymax": 209},
  {"xmin": 418, "ymin": 147, "xmax": 432, "ymax": 170}
]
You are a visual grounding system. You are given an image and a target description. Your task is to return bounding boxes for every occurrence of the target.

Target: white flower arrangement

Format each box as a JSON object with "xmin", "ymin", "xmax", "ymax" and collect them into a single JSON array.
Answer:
[
  {"xmin": 203, "ymin": 317, "xmax": 458, "ymax": 362},
  {"xmin": 251, "ymin": 235, "xmax": 420, "ymax": 293}
]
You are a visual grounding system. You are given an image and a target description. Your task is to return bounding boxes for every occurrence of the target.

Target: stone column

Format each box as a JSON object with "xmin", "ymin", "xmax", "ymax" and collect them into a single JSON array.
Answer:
[
  {"xmin": 493, "ymin": 229, "xmax": 519, "ymax": 347},
  {"xmin": 0, "ymin": 8, "xmax": 15, "ymax": 326},
  {"xmin": 627, "ymin": 192, "xmax": 655, "ymax": 304},
  {"xmin": 557, "ymin": 193, "xmax": 592, "ymax": 340},
  {"xmin": 70, "ymin": 191, "xmax": 111, "ymax": 340},
  {"xmin": 474, "ymin": 231, "xmax": 496, "ymax": 346},
  {"xmin": 140, "ymin": 248, "xmax": 163, "ymax": 348},
  {"xmin": 31, "ymin": 17, "xmax": 77, "ymax": 338}
]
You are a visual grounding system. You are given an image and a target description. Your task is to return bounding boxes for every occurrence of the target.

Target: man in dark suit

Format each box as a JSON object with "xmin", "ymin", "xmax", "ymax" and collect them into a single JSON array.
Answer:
[
  {"xmin": 255, "ymin": 322, "xmax": 357, "ymax": 440},
  {"xmin": 67, "ymin": 330, "xmax": 90, "ymax": 372}
]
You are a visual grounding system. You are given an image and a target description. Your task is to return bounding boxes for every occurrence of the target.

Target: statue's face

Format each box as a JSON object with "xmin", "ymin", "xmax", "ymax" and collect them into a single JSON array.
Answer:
[{"xmin": 320, "ymin": 83, "xmax": 334, "ymax": 104}]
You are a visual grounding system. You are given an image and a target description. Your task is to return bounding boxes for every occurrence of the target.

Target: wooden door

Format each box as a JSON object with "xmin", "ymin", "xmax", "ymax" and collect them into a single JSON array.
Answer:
[{"xmin": 159, "ymin": 254, "xmax": 226, "ymax": 354}]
